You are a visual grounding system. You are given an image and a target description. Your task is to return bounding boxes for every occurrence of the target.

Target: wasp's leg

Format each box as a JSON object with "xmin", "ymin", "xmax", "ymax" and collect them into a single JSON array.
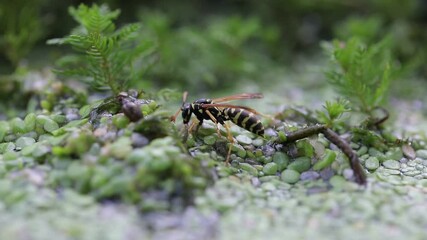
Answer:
[
  {"xmin": 223, "ymin": 122, "xmax": 235, "ymax": 165},
  {"xmin": 205, "ymin": 109, "xmax": 222, "ymax": 137},
  {"xmin": 182, "ymin": 123, "xmax": 190, "ymax": 142},
  {"xmin": 188, "ymin": 120, "xmax": 199, "ymax": 133},
  {"xmin": 188, "ymin": 120, "xmax": 205, "ymax": 142}
]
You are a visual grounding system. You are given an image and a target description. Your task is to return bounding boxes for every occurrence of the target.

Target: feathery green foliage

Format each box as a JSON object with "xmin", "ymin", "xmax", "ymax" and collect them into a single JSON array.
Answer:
[
  {"xmin": 317, "ymin": 98, "xmax": 351, "ymax": 128},
  {"xmin": 48, "ymin": 4, "xmax": 155, "ymax": 94},
  {"xmin": 323, "ymin": 37, "xmax": 395, "ymax": 117}
]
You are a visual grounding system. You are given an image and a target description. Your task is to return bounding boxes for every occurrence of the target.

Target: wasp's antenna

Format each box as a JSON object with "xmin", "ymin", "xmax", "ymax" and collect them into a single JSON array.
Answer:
[
  {"xmin": 182, "ymin": 91, "xmax": 188, "ymax": 103},
  {"xmin": 170, "ymin": 91, "xmax": 189, "ymax": 122}
]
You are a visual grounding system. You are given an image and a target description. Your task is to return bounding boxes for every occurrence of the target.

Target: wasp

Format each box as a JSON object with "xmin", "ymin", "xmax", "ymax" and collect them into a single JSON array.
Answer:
[{"xmin": 171, "ymin": 92, "xmax": 265, "ymax": 163}]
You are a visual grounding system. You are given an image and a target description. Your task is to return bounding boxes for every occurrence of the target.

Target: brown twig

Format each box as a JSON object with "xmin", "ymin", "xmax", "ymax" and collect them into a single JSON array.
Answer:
[{"xmin": 281, "ymin": 124, "xmax": 367, "ymax": 185}]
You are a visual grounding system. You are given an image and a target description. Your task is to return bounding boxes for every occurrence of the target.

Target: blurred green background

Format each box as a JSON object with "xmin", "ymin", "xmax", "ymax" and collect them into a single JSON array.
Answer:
[{"xmin": 1, "ymin": 0, "xmax": 427, "ymax": 95}]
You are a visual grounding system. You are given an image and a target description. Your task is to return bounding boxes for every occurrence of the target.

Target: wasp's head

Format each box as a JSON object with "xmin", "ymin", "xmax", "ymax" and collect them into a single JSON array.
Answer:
[{"xmin": 181, "ymin": 103, "xmax": 192, "ymax": 124}]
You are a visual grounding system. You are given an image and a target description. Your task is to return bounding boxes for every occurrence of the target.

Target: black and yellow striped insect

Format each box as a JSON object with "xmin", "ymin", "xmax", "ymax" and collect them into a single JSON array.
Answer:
[{"xmin": 171, "ymin": 92, "xmax": 265, "ymax": 163}]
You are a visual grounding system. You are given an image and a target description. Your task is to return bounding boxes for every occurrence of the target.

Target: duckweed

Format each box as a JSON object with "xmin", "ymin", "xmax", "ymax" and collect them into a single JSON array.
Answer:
[
  {"xmin": 287, "ymin": 157, "xmax": 311, "ymax": 173},
  {"xmin": 263, "ymin": 162, "xmax": 279, "ymax": 175},
  {"xmin": 281, "ymin": 169, "xmax": 300, "ymax": 184}
]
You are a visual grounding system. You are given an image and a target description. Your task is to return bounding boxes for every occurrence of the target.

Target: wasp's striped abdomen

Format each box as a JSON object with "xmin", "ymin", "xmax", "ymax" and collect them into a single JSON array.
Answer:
[{"xmin": 223, "ymin": 108, "xmax": 264, "ymax": 136}]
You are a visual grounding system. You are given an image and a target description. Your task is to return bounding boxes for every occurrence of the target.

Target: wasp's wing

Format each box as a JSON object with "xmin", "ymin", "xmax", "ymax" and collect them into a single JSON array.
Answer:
[
  {"xmin": 201, "ymin": 103, "xmax": 262, "ymax": 115},
  {"xmin": 211, "ymin": 93, "xmax": 263, "ymax": 103}
]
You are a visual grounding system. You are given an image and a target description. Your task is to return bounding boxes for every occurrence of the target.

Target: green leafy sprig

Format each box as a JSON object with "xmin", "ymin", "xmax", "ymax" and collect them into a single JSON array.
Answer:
[
  {"xmin": 323, "ymin": 37, "xmax": 394, "ymax": 118},
  {"xmin": 317, "ymin": 98, "xmax": 351, "ymax": 129},
  {"xmin": 48, "ymin": 4, "xmax": 155, "ymax": 94}
]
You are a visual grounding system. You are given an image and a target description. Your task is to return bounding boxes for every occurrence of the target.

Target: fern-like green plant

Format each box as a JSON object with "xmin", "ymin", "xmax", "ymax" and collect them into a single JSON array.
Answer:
[
  {"xmin": 48, "ymin": 4, "xmax": 155, "ymax": 94},
  {"xmin": 316, "ymin": 98, "xmax": 351, "ymax": 129},
  {"xmin": 323, "ymin": 37, "xmax": 394, "ymax": 118}
]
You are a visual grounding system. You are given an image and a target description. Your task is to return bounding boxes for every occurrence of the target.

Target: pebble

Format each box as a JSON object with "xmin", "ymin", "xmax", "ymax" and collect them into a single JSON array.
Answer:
[
  {"xmin": 65, "ymin": 108, "xmax": 81, "ymax": 121},
  {"xmin": 342, "ymin": 168, "xmax": 354, "ymax": 181},
  {"xmin": 300, "ymin": 171, "xmax": 320, "ymax": 181},
  {"xmin": 274, "ymin": 144, "xmax": 283, "ymax": 151},
  {"xmin": 402, "ymin": 144, "xmax": 416, "ymax": 160},
  {"xmin": 319, "ymin": 168, "xmax": 335, "ymax": 181},
  {"xmin": 264, "ymin": 128, "xmax": 277, "ymax": 137},
  {"xmin": 399, "ymin": 158, "xmax": 409, "ymax": 164},
  {"xmin": 415, "ymin": 149, "xmax": 427, "ymax": 159},
  {"xmin": 251, "ymin": 177, "xmax": 261, "ymax": 187},
  {"xmin": 382, "ymin": 160, "xmax": 400, "ymax": 170},
  {"xmin": 261, "ymin": 145, "xmax": 275, "ymax": 157},
  {"xmin": 131, "ymin": 133, "xmax": 149, "ymax": 148},
  {"xmin": 236, "ymin": 135, "xmax": 252, "ymax": 145}
]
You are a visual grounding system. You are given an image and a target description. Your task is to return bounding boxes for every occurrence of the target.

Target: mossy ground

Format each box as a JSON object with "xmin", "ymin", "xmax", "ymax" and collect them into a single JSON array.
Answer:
[{"xmin": 1, "ymin": 63, "xmax": 427, "ymax": 240}]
